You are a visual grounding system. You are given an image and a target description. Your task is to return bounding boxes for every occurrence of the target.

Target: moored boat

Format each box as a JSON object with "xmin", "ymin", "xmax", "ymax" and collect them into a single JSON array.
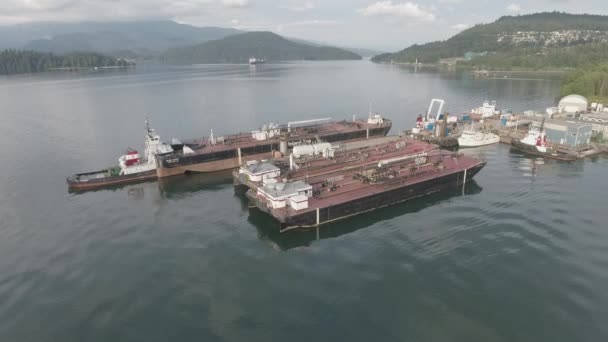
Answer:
[
  {"xmin": 247, "ymin": 150, "xmax": 486, "ymax": 231},
  {"xmin": 458, "ymin": 124, "xmax": 500, "ymax": 147},
  {"xmin": 510, "ymin": 119, "xmax": 577, "ymax": 161},
  {"xmin": 233, "ymin": 136, "xmax": 438, "ymax": 194},
  {"xmin": 470, "ymin": 100, "xmax": 500, "ymax": 119},
  {"xmin": 155, "ymin": 114, "xmax": 392, "ymax": 178},
  {"xmin": 67, "ymin": 121, "xmax": 174, "ymax": 191},
  {"xmin": 249, "ymin": 57, "xmax": 266, "ymax": 65}
]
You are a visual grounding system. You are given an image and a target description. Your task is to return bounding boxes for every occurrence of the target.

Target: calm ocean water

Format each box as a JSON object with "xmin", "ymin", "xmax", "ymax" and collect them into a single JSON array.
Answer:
[{"xmin": 1, "ymin": 61, "xmax": 607, "ymax": 341}]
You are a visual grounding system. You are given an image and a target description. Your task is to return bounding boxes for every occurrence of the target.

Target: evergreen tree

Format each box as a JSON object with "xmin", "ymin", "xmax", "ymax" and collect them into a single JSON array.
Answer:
[{"xmin": 0, "ymin": 49, "xmax": 133, "ymax": 75}]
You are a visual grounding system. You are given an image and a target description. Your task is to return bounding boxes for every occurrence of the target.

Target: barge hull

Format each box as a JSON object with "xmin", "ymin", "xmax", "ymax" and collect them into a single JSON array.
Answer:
[
  {"xmin": 157, "ymin": 125, "xmax": 391, "ymax": 178},
  {"xmin": 158, "ymin": 150, "xmax": 274, "ymax": 178},
  {"xmin": 249, "ymin": 162, "xmax": 485, "ymax": 231}
]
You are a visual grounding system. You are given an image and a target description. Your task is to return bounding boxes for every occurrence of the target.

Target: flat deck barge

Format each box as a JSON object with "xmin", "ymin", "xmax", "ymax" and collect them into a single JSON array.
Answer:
[
  {"xmin": 156, "ymin": 115, "xmax": 392, "ymax": 178},
  {"xmin": 247, "ymin": 150, "xmax": 486, "ymax": 231},
  {"xmin": 234, "ymin": 136, "xmax": 438, "ymax": 194}
]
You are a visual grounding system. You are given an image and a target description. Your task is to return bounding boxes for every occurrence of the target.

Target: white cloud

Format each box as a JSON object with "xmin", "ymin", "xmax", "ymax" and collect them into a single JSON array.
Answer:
[
  {"xmin": 451, "ymin": 23, "xmax": 469, "ymax": 30},
  {"xmin": 357, "ymin": 1, "xmax": 435, "ymax": 21},
  {"xmin": 281, "ymin": 1, "xmax": 315, "ymax": 12},
  {"xmin": 230, "ymin": 18, "xmax": 239, "ymax": 25},
  {"xmin": 506, "ymin": 3, "xmax": 522, "ymax": 13},
  {"xmin": 220, "ymin": 0, "xmax": 249, "ymax": 8},
  {"xmin": 0, "ymin": 0, "xmax": 248, "ymax": 24},
  {"xmin": 438, "ymin": 0, "xmax": 463, "ymax": 4}
]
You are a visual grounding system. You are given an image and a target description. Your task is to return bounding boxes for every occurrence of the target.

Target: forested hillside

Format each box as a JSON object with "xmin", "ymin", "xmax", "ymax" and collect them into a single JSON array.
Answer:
[
  {"xmin": 459, "ymin": 43, "xmax": 608, "ymax": 70},
  {"xmin": 373, "ymin": 12, "xmax": 608, "ymax": 64},
  {"xmin": 561, "ymin": 63, "xmax": 608, "ymax": 103}
]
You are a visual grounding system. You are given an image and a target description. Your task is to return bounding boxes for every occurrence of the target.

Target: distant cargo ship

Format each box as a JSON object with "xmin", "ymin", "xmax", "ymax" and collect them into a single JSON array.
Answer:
[
  {"xmin": 67, "ymin": 122, "xmax": 173, "ymax": 191},
  {"xmin": 247, "ymin": 150, "xmax": 486, "ymax": 230},
  {"xmin": 249, "ymin": 57, "xmax": 266, "ymax": 65},
  {"xmin": 155, "ymin": 115, "xmax": 392, "ymax": 178}
]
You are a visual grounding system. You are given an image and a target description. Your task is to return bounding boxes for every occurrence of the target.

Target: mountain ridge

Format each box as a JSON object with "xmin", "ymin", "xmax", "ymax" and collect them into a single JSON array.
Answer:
[
  {"xmin": 162, "ymin": 31, "xmax": 362, "ymax": 64},
  {"xmin": 0, "ymin": 20, "xmax": 241, "ymax": 57}
]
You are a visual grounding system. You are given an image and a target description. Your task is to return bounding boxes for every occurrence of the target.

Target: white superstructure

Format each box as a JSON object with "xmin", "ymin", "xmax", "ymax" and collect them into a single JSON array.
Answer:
[
  {"xmin": 239, "ymin": 160, "xmax": 281, "ymax": 182},
  {"xmin": 257, "ymin": 180, "xmax": 313, "ymax": 210},
  {"xmin": 249, "ymin": 57, "xmax": 266, "ymax": 65},
  {"xmin": 520, "ymin": 123, "xmax": 548, "ymax": 153},
  {"xmin": 458, "ymin": 125, "xmax": 500, "ymax": 147},
  {"xmin": 118, "ymin": 121, "xmax": 173, "ymax": 175},
  {"xmin": 471, "ymin": 100, "xmax": 500, "ymax": 118}
]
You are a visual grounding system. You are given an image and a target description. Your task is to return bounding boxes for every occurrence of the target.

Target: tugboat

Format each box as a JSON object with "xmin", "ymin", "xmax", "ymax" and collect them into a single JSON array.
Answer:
[
  {"xmin": 511, "ymin": 119, "xmax": 577, "ymax": 161},
  {"xmin": 67, "ymin": 121, "xmax": 174, "ymax": 191},
  {"xmin": 249, "ymin": 57, "xmax": 266, "ymax": 65},
  {"xmin": 458, "ymin": 123, "xmax": 500, "ymax": 147}
]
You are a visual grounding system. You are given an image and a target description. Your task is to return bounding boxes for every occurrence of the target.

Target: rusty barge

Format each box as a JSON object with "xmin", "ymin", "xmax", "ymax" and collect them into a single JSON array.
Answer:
[
  {"xmin": 156, "ymin": 115, "xmax": 392, "ymax": 178},
  {"xmin": 246, "ymin": 150, "xmax": 486, "ymax": 231},
  {"xmin": 233, "ymin": 136, "xmax": 438, "ymax": 194}
]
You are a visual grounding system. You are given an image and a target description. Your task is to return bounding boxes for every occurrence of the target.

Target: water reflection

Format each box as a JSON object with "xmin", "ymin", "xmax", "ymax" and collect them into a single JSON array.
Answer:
[
  {"xmin": 510, "ymin": 149, "xmax": 585, "ymax": 178},
  {"xmin": 156, "ymin": 170, "xmax": 234, "ymax": 198},
  {"xmin": 251, "ymin": 180, "xmax": 483, "ymax": 251}
]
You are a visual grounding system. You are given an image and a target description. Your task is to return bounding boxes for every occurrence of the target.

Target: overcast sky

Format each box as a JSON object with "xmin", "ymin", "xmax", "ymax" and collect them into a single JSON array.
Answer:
[{"xmin": 1, "ymin": 0, "xmax": 606, "ymax": 51}]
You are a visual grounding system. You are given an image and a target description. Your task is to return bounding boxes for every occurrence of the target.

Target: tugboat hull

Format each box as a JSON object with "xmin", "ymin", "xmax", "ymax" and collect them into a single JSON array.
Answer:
[
  {"xmin": 67, "ymin": 170, "xmax": 157, "ymax": 192},
  {"xmin": 511, "ymin": 139, "xmax": 577, "ymax": 162}
]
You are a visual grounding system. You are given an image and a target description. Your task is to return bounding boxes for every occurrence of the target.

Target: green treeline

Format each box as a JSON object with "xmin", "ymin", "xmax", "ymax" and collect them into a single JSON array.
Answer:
[
  {"xmin": 0, "ymin": 50, "xmax": 131, "ymax": 75},
  {"xmin": 460, "ymin": 43, "xmax": 608, "ymax": 70},
  {"xmin": 561, "ymin": 63, "xmax": 608, "ymax": 103}
]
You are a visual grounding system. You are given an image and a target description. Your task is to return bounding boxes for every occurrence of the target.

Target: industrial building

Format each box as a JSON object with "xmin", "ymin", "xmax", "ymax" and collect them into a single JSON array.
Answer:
[
  {"xmin": 580, "ymin": 112, "xmax": 608, "ymax": 135},
  {"xmin": 558, "ymin": 95, "xmax": 588, "ymax": 113},
  {"xmin": 537, "ymin": 119, "xmax": 593, "ymax": 147}
]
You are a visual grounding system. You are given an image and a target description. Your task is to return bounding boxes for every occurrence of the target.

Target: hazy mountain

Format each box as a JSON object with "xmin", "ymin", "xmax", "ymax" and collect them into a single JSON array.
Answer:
[
  {"xmin": 373, "ymin": 12, "xmax": 608, "ymax": 63},
  {"xmin": 287, "ymin": 37, "xmax": 383, "ymax": 57},
  {"xmin": 162, "ymin": 31, "xmax": 362, "ymax": 64},
  {"xmin": 0, "ymin": 21, "xmax": 241, "ymax": 57},
  {"xmin": 346, "ymin": 48, "xmax": 384, "ymax": 58}
]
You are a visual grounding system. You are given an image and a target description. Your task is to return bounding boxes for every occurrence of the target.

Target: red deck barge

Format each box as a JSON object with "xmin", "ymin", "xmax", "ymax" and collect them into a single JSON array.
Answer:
[
  {"xmin": 247, "ymin": 150, "xmax": 486, "ymax": 231},
  {"xmin": 233, "ymin": 136, "xmax": 438, "ymax": 194}
]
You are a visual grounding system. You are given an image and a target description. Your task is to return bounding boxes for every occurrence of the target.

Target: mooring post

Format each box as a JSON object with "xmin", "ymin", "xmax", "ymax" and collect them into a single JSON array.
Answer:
[{"xmin": 462, "ymin": 168, "xmax": 467, "ymax": 194}]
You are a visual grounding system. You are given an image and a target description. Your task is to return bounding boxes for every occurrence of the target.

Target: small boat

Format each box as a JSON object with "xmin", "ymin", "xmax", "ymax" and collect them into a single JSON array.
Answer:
[
  {"xmin": 249, "ymin": 57, "xmax": 266, "ymax": 65},
  {"xmin": 510, "ymin": 119, "xmax": 577, "ymax": 161},
  {"xmin": 67, "ymin": 121, "xmax": 174, "ymax": 191},
  {"xmin": 458, "ymin": 124, "xmax": 500, "ymax": 147},
  {"xmin": 470, "ymin": 100, "xmax": 500, "ymax": 119}
]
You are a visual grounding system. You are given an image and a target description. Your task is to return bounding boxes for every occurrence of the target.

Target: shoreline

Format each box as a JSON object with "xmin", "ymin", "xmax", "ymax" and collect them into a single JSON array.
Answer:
[{"xmin": 372, "ymin": 61, "xmax": 569, "ymax": 74}]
